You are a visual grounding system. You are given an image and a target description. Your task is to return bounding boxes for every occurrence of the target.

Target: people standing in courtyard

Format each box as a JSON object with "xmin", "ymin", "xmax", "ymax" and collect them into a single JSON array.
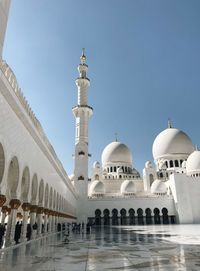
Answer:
[
  {"xmin": 0, "ymin": 224, "xmax": 5, "ymax": 248},
  {"xmin": 14, "ymin": 222, "xmax": 21, "ymax": 244}
]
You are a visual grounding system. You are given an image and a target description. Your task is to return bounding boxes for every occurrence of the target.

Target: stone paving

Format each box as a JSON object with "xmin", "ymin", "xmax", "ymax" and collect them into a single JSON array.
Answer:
[{"xmin": 1, "ymin": 225, "xmax": 200, "ymax": 270}]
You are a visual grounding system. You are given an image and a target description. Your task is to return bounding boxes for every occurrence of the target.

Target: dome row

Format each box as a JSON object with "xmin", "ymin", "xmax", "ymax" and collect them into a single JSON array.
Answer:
[
  {"xmin": 89, "ymin": 179, "xmax": 136, "ymax": 196},
  {"xmin": 98, "ymin": 126, "xmax": 200, "ymax": 175},
  {"xmin": 89, "ymin": 178, "xmax": 168, "ymax": 196}
]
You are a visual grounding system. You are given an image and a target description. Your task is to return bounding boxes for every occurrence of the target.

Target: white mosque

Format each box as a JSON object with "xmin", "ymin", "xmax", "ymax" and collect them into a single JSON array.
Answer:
[
  {"xmin": 1, "ymin": 0, "xmax": 200, "ymax": 248},
  {"xmin": 70, "ymin": 49, "xmax": 200, "ymax": 227}
]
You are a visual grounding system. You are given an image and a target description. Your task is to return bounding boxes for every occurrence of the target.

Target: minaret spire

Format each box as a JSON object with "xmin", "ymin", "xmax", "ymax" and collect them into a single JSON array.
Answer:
[
  {"xmin": 80, "ymin": 48, "xmax": 86, "ymax": 64},
  {"xmin": 72, "ymin": 49, "xmax": 93, "ymax": 225},
  {"xmin": 0, "ymin": 0, "xmax": 11, "ymax": 58},
  {"xmin": 168, "ymin": 118, "xmax": 173, "ymax": 128}
]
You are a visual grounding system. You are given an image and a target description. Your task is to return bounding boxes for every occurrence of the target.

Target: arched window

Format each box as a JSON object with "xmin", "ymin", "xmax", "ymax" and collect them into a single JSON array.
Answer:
[
  {"xmin": 165, "ymin": 161, "xmax": 168, "ymax": 168},
  {"xmin": 180, "ymin": 160, "xmax": 183, "ymax": 166},
  {"xmin": 78, "ymin": 176, "xmax": 84, "ymax": 180},
  {"xmin": 137, "ymin": 208, "xmax": 144, "ymax": 225},
  {"xmin": 160, "ymin": 172, "xmax": 163, "ymax": 178},
  {"xmin": 95, "ymin": 209, "xmax": 101, "ymax": 226},
  {"xmin": 103, "ymin": 209, "xmax": 110, "ymax": 225},
  {"xmin": 120, "ymin": 209, "xmax": 127, "ymax": 225},
  {"xmin": 110, "ymin": 167, "xmax": 113, "ymax": 172},
  {"xmin": 149, "ymin": 174, "xmax": 154, "ymax": 186},
  {"xmin": 95, "ymin": 174, "xmax": 99, "ymax": 180},
  {"xmin": 125, "ymin": 167, "xmax": 127, "ymax": 173},
  {"xmin": 175, "ymin": 160, "xmax": 179, "ymax": 167},
  {"xmin": 169, "ymin": 160, "xmax": 173, "ymax": 168},
  {"xmin": 122, "ymin": 166, "xmax": 124, "ymax": 173},
  {"xmin": 112, "ymin": 209, "xmax": 118, "ymax": 225},
  {"xmin": 145, "ymin": 208, "xmax": 152, "ymax": 225},
  {"xmin": 119, "ymin": 175, "xmax": 122, "ymax": 179},
  {"xmin": 114, "ymin": 166, "xmax": 116, "ymax": 172},
  {"xmin": 154, "ymin": 208, "xmax": 161, "ymax": 224},
  {"xmin": 129, "ymin": 209, "xmax": 135, "ymax": 225},
  {"xmin": 162, "ymin": 208, "xmax": 169, "ymax": 224},
  {"xmin": 107, "ymin": 167, "xmax": 110, "ymax": 173}
]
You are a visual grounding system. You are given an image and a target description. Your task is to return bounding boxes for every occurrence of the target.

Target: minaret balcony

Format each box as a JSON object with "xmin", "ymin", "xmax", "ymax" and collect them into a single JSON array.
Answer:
[
  {"xmin": 72, "ymin": 105, "xmax": 93, "ymax": 118},
  {"xmin": 75, "ymin": 77, "xmax": 90, "ymax": 88}
]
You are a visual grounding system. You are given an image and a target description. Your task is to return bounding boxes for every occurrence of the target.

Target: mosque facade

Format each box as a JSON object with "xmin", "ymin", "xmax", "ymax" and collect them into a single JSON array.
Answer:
[{"xmin": 70, "ymin": 49, "xmax": 200, "ymax": 226}]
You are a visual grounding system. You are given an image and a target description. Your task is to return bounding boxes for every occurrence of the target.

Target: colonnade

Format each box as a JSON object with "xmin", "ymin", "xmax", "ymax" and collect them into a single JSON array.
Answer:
[
  {"xmin": 92, "ymin": 207, "xmax": 176, "ymax": 226},
  {"xmin": 0, "ymin": 195, "xmax": 75, "ymax": 247}
]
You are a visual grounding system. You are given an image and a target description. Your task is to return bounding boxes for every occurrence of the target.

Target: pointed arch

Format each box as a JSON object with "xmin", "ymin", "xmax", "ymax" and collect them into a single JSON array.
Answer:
[
  {"xmin": 21, "ymin": 166, "xmax": 30, "ymax": 202},
  {"xmin": 7, "ymin": 156, "xmax": 19, "ymax": 198},
  {"xmin": 38, "ymin": 179, "xmax": 44, "ymax": 206},
  {"xmin": 31, "ymin": 174, "xmax": 38, "ymax": 203},
  {"xmin": 0, "ymin": 143, "xmax": 5, "ymax": 184},
  {"xmin": 44, "ymin": 183, "xmax": 49, "ymax": 207}
]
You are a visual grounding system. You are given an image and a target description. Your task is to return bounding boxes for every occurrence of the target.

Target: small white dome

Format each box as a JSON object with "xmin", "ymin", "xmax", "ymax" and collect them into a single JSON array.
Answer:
[
  {"xmin": 120, "ymin": 180, "xmax": 135, "ymax": 195},
  {"xmin": 93, "ymin": 161, "xmax": 100, "ymax": 169},
  {"xmin": 186, "ymin": 150, "xmax": 200, "ymax": 175},
  {"xmin": 152, "ymin": 128, "xmax": 194, "ymax": 160},
  {"xmin": 151, "ymin": 179, "xmax": 167, "ymax": 194},
  {"xmin": 89, "ymin": 180, "xmax": 104, "ymax": 196},
  {"xmin": 145, "ymin": 161, "xmax": 153, "ymax": 168},
  {"xmin": 101, "ymin": 141, "xmax": 132, "ymax": 166}
]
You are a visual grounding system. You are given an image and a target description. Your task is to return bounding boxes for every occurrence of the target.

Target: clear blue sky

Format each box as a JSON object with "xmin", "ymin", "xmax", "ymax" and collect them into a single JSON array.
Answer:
[{"xmin": 3, "ymin": 0, "xmax": 200, "ymax": 175}]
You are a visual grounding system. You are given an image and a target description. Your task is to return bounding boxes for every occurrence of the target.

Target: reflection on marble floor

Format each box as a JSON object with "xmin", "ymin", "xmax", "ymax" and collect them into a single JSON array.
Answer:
[{"xmin": 1, "ymin": 225, "xmax": 200, "ymax": 271}]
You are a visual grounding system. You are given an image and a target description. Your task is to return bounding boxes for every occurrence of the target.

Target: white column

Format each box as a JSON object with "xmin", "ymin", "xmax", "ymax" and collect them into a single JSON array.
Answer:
[
  {"xmin": 118, "ymin": 217, "xmax": 121, "ymax": 226},
  {"xmin": 36, "ymin": 207, "xmax": 43, "ymax": 236},
  {"xmin": 44, "ymin": 214, "xmax": 48, "ymax": 234},
  {"xmin": 48, "ymin": 214, "xmax": 52, "ymax": 232},
  {"xmin": 1, "ymin": 206, "xmax": 8, "ymax": 225},
  {"xmin": 54, "ymin": 212, "xmax": 57, "ymax": 232},
  {"xmin": 5, "ymin": 199, "xmax": 21, "ymax": 245},
  {"xmin": 20, "ymin": 203, "xmax": 30, "ymax": 242},
  {"xmin": 30, "ymin": 205, "xmax": 37, "ymax": 239},
  {"xmin": 52, "ymin": 214, "xmax": 55, "ymax": 232},
  {"xmin": 0, "ymin": 195, "xmax": 6, "ymax": 223}
]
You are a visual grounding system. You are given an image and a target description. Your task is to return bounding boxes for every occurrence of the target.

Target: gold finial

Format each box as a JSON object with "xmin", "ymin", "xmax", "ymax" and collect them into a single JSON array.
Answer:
[
  {"xmin": 80, "ymin": 48, "xmax": 86, "ymax": 64},
  {"xmin": 168, "ymin": 118, "xmax": 172, "ymax": 128},
  {"xmin": 115, "ymin": 132, "xmax": 118, "ymax": 142}
]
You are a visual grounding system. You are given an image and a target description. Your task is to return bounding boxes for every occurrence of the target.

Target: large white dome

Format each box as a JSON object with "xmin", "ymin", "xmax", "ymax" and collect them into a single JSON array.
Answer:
[
  {"xmin": 186, "ymin": 150, "xmax": 200, "ymax": 175},
  {"xmin": 152, "ymin": 128, "xmax": 194, "ymax": 160},
  {"xmin": 101, "ymin": 141, "xmax": 132, "ymax": 166}
]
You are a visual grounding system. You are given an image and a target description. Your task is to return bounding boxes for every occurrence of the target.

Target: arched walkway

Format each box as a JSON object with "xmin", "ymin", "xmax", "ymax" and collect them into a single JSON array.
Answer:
[
  {"xmin": 145, "ymin": 208, "xmax": 152, "ymax": 225},
  {"xmin": 120, "ymin": 209, "xmax": 127, "ymax": 225},
  {"xmin": 112, "ymin": 209, "xmax": 118, "ymax": 225},
  {"xmin": 154, "ymin": 208, "xmax": 161, "ymax": 224},
  {"xmin": 162, "ymin": 208, "xmax": 169, "ymax": 224},
  {"xmin": 137, "ymin": 208, "xmax": 144, "ymax": 225},
  {"xmin": 0, "ymin": 143, "xmax": 5, "ymax": 184},
  {"xmin": 95, "ymin": 209, "xmax": 101, "ymax": 226},
  {"xmin": 103, "ymin": 209, "xmax": 110, "ymax": 225},
  {"xmin": 7, "ymin": 156, "xmax": 20, "ymax": 199},
  {"xmin": 129, "ymin": 208, "xmax": 135, "ymax": 225}
]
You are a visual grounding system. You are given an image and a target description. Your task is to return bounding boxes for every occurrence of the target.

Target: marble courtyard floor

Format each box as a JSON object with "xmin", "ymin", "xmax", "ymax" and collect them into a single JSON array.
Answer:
[{"xmin": 1, "ymin": 225, "xmax": 200, "ymax": 270}]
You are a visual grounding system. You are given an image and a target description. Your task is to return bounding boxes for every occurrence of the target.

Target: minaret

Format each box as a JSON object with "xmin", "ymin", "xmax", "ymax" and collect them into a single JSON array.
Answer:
[
  {"xmin": 0, "ymin": 0, "xmax": 11, "ymax": 58},
  {"xmin": 72, "ymin": 49, "xmax": 93, "ymax": 223}
]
